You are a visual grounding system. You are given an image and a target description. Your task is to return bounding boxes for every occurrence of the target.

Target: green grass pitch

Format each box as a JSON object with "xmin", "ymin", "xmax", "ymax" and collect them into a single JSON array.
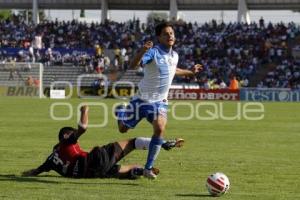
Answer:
[{"xmin": 0, "ymin": 97, "xmax": 299, "ymax": 200}]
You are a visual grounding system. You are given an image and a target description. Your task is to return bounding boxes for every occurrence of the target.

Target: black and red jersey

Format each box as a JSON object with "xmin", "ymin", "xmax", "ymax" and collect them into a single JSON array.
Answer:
[{"xmin": 37, "ymin": 132, "xmax": 88, "ymax": 177}]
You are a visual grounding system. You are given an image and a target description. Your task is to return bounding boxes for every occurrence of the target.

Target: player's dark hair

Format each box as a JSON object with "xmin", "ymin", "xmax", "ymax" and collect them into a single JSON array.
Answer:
[
  {"xmin": 58, "ymin": 127, "xmax": 75, "ymax": 141},
  {"xmin": 155, "ymin": 22, "xmax": 174, "ymax": 36}
]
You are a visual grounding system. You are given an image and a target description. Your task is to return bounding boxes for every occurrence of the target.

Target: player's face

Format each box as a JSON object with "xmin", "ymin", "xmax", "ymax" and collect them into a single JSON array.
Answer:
[{"xmin": 158, "ymin": 26, "xmax": 175, "ymax": 48}]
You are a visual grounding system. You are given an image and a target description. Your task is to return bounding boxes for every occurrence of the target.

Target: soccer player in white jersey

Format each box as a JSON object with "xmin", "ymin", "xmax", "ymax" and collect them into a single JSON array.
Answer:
[{"xmin": 116, "ymin": 22, "xmax": 202, "ymax": 179}]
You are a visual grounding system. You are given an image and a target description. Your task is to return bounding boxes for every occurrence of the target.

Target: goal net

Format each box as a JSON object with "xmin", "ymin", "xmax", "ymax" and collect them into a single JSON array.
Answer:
[{"xmin": 0, "ymin": 62, "xmax": 44, "ymax": 98}]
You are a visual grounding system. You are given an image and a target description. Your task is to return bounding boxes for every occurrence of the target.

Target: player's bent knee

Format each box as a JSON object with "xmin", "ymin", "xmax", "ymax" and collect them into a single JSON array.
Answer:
[
  {"xmin": 118, "ymin": 125, "xmax": 129, "ymax": 133},
  {"xmin": 154, "ymin": 126, "xmax": 165, "ymax": 136},
  {"xmin": 119, "ymin": 128, "xmax": 128, "ymax": 133},
  {"xmin": 117, "ymin": 121, "xmax": 129, "ymax": 133},
  {"xmin": 153, "ymin": 117, "xmax": 167, "ymax": 136},
  {"xmin": 156, "ymin": 122, "xmax": 166, "ymax": 133}
]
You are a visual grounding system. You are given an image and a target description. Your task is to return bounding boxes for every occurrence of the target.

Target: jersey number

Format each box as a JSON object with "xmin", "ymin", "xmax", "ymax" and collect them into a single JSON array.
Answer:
[
  {"xmin": 51, "ymin": 152, "xmax": 70, "ymax": 174},
  {"xmin": 52, "ymin": 153, "xmax": 64, "ymax": 165}
]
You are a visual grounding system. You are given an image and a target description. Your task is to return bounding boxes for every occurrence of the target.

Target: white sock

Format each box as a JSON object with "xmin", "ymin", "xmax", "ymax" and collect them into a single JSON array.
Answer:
[{"xmin": 135, "ymin": 137, "xmax": 151, "ymax": 150}]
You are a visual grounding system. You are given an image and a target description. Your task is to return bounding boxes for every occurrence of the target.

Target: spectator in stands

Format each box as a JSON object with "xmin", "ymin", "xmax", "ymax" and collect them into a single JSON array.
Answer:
[
  {"xmin": 25, "ymin": 76, "xmax": 34, "ymax": 86},
  {"xmin": 33, "ymin": 33, "xmax": 43, "ymax": 62},
  {"xmin": 240, "ymin": 78, "xmax": 249, "ymax": 87},
  {"xmin": 229, "ymin": 75, "xmax": 239, "ymax": 90},
  {"xmin": 219, "ymin": 79, "xmax": 227, "ymax": 89},
  {"xmin": 95, "ymin": 44, "xmax": 102, "ymax": 58},
  {"xmin": 259, "ymin": 58, "xmax": 300, "ymax": 89},
  {"xmin": 45, "ymin": 48, "xmax": 53, "ymax": 67},
  {"xmin": 33, "ymin": 78, "xmax": 40, "ymax": 88},
  {"xmin": 123, "ymin": 52, "xmax": 130, "ymax": 71},
  {"xmin": 29, "ymin": 46, "xmax": 35, "ymax": 62},
  {"xmin": 91, "ymin": 78, "xmax": 103, "ymax": 95},
  {"xmin": 8, "ymin": 69, "xmax": 15, "ymax": 80}
]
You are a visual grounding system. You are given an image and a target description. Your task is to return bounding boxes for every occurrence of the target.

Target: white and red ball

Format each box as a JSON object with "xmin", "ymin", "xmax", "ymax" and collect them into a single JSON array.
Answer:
[{"xmin": 206, "ymin": 172, "xmax": 230, "ymax": 197}]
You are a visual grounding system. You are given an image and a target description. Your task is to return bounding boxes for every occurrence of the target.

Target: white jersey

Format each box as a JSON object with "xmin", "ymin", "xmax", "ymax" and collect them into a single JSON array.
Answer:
[{"xmin": 137, "ymin": 44, "xmax": 178, "ymax": 103}]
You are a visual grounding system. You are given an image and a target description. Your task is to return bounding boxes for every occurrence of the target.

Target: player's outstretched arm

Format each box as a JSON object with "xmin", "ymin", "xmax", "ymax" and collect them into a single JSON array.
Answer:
[
  {"xmin": 129, "ymin": 41, "xmax": 153, "ymax": 69},
  {"xmin": 22, "ymin": 155, "xmax": 53, "ymax": 177},
  {"xmin": 176, "ymin": 64, "xmax": 203, "ymax": 77},
  {"xmin": 76, "ymin": 105, "xmax": 89, "ymax": 139}
]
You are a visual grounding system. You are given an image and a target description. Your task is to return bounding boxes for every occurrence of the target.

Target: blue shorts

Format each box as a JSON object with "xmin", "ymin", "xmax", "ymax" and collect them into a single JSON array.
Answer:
[{"xmin": 120, "ymin": 97, "xmax": 168, "ymax": 129}]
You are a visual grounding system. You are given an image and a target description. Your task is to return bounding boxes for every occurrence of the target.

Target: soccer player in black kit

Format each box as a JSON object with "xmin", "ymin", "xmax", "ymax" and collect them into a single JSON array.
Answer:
[{"xmin": 22, "ymin": 105, "xmax": 184, "ymax": 179}]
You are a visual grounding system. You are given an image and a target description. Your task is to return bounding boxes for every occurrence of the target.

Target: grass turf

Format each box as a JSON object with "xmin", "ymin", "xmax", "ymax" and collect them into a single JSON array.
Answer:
[{"xmin": 0, "ymin": 97, "xmax": 299, "ymax": 200}]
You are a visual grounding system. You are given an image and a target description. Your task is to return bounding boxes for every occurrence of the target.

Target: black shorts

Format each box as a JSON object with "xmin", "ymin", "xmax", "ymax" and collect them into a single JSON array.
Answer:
[{"xmin": 86, "ymin": 142, "xmax": 124, "ymax": 178}]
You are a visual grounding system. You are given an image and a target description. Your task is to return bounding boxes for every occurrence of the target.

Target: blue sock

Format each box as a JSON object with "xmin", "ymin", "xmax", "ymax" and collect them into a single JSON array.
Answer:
[{"xmin": 145, "ymin": 136, "xmax": 164, "ymax": 170}]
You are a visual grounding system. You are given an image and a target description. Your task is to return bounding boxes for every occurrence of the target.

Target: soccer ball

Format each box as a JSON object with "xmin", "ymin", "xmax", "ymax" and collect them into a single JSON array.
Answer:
[{"xmin": 206, "ymin": 172, "xmax": 230, "ymax": 197}]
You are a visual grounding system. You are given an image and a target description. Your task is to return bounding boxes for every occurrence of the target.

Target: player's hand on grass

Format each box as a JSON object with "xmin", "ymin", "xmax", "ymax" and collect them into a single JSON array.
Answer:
[{"xmin": 142, "ymin": 41, "xmax": 153, "ymax": 52}]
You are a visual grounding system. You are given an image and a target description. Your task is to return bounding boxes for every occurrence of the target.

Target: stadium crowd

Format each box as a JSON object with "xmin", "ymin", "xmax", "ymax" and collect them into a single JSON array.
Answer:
[
  {"xmin": 258, "ymin": 58, "xmax": 300, "ymax": 89},
  {"xmin": 0, "ymin": 14, "xmax": 300, "ymax": 88}
]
